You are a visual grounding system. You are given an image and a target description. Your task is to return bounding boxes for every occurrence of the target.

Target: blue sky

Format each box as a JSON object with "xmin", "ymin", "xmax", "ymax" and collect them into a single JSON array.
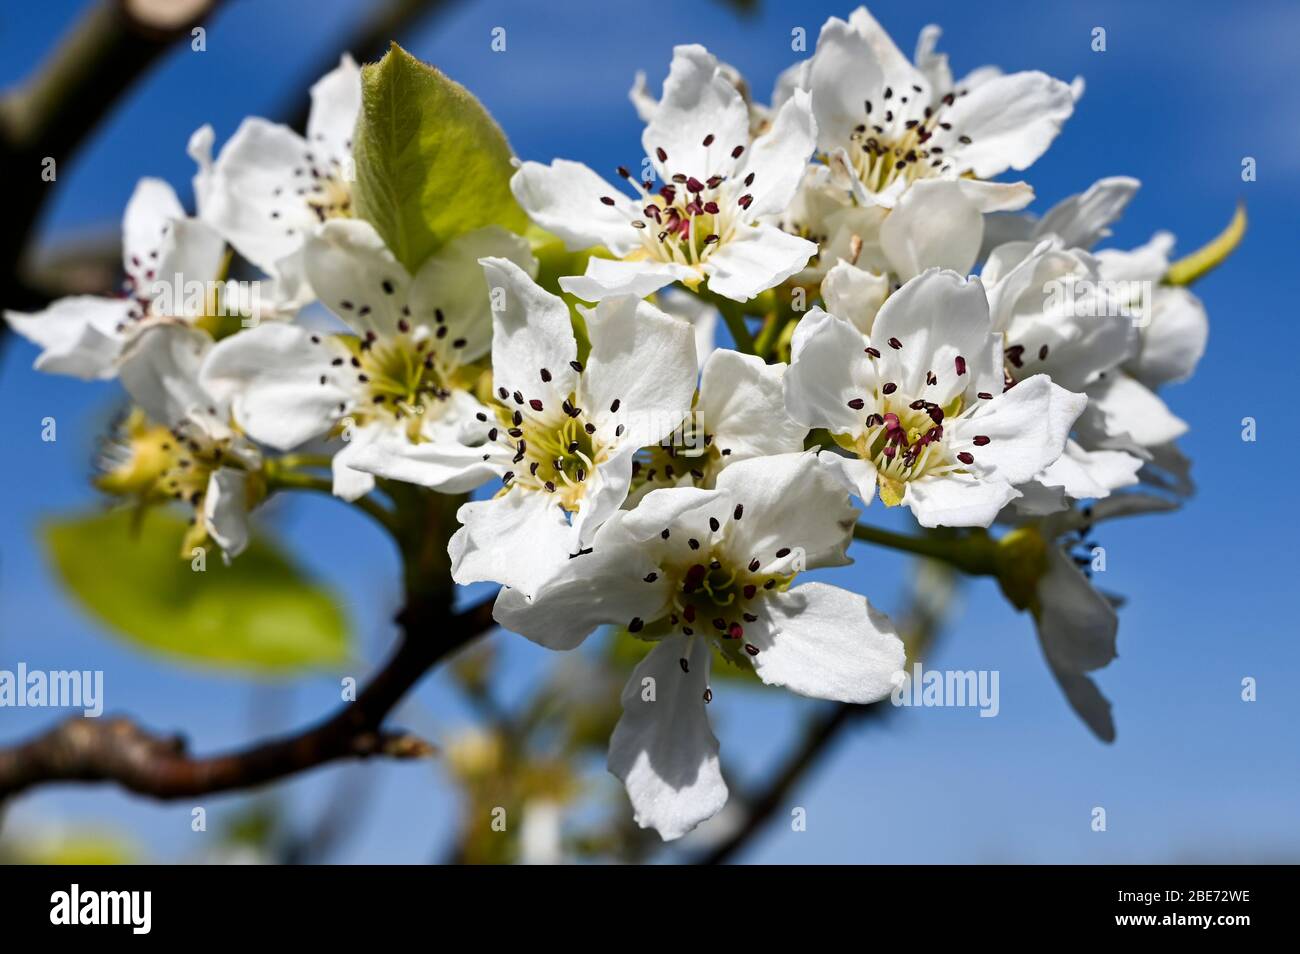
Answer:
[{"xmin": 1, "ymin": 0, "xmax": 1296, "ymax": 863}]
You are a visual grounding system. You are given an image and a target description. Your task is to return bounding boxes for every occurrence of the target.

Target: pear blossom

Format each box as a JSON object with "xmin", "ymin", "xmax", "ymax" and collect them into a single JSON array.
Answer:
[
  {"xmin": 985, "ymin": 177, "xmax": 1208, "ymax": 493},
  {"xmin": 627, "ymin": 348, "xmax": 807, "ymax": 505},
  {"xmin": 784, "ymin": 268, "xmax": 1087, "ymax": 527},
  {"xmin": 494, "ymin": 451, "xmax": 904, "ymax": 839},
  {"xmin": 980, "ymin": 236, "xmax": 1145, "ymax": 510},
  {"xmin": 197, "ymin": 55, "xmax": 361, "ymax": 309},
  {"xmin": 447, "ymin": 257, "xmax": 698, "ymax": 598},
  {"xmin": 806, "ymin": 6, "xmax": 1075, "ymax": 209},
  {"xmin": 117, "ymin": 325, "xmax": 262, "ymax": 558},
  {"xmin": 5, "ymin": 179, "xmax": 226, "ymax": 380},
  {"xmin": 201, "ymin": 220, "xmax": 536, "ymax": 501},
  {"xmin": 1002, "ymin": 494, "xmax": 1179, "ymax": 741},
  {"xmin": 511, "ymin": 45, "xmax": 819, "ymax": 303}
]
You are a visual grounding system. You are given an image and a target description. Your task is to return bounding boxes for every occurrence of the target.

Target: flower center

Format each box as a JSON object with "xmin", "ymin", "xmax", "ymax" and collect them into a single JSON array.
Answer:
[
  {"xmin": 630, "ymin": 416, "xmax": 723, "ymax": 496},
  {"xmin": 621, "ymin": 507, "xmax": 802, "ymax": 666},
  {"xmin": 305, "ymin": 169, "xmax": 354, "ymax": 223},
  {"xmin": 331, "ymin": 325, "xmax": 461, "ymax": 439},
  {"xmin": 491, "ymin": 385, "xmax": 608, "ymax": 512},
  {"xmin": 601, "ymin": 137, "xmax": 756, "ymax": 276},
  {"xmin": 843, "ymin": 88, "xmax": 970, "ymax": 195}
]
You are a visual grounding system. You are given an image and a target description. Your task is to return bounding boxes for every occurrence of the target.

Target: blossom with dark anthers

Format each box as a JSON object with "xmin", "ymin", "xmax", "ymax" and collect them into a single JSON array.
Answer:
[
  {"xmin": 5, "ymin": 178, "xmax": 227, "ymax": 380},
  {"xmin": 193, "ymin": 55, "xmax": 361, "ymax": 312},
  {"xmin": 201, "ymin": 220, "xmax": 536, "ymax": 502},
  {"xmin": 982, "ymin": 176, "xmax": 1209, "ymax": 499},
  {"xmin": 446, "ymin": 257, "xmax": 698, "ymax": 599},
  {"xmin": 806, "ymin": 6, "xmax": 1075, "ymax": 209},
  {"xmin": 784, "ymin": 268, "xmax": 1087, "ymax": 528},
  {"xmin": 493, "ymin": 451, "xmax": 904, "ymax": 840},
  {"xmin": 626, "ymin": 348, "xmax": 807, "ymax": 506},
  {"xmin": 511, "ymin": 45, "xmax": 819, "ymax": 303},
  {"xmin": 114, "ymin": 325, "xmax": 262, "ymax": 559}
]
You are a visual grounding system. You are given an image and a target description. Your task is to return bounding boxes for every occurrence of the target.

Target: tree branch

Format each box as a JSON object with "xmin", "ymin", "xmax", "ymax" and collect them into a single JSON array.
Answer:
[{"xmin": 0, "ymin": 595, "xmax": 496, "ymax": 800}]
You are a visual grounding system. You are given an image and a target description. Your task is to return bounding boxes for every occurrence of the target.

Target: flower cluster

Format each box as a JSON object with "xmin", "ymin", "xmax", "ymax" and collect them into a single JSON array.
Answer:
[{"xmin": 5, "ymin": 8, "xmax": 1221, "ymax": 840}]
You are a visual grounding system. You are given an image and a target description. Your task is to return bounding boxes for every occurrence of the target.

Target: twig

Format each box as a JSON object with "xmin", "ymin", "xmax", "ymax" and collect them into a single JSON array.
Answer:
[
  {"xmin": 0, "ymin": 595, "xmax": 494, "ymax": 800},
  {"xmin": 695, "ymin": 701, "xmax": 888, "ymax": 865}
]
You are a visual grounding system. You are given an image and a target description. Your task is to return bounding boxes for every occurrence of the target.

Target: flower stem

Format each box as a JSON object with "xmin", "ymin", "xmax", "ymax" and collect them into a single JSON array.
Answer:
[
  {"xmin": 265, "ymin": 464, "xmax": 401, "ymax": 538},
  {"xmin": 852, "ymin": 522, "xmax": 997, "ymax": 576},
  {"xmin": 713, "ymin": 297, "xmax": 757, "ymax": 354}
]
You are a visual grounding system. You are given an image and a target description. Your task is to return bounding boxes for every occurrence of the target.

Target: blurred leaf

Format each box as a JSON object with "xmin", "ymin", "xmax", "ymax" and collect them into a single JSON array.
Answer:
[
  {"xmin": 1165, "ymin": 201, "xmax": 1246, "ymax": 286},
  {"xmin": 353, "ymin": 43, "xmax": 527, "ymax": 272},
  {"xmin": 1, "ymin": 830, "xmax": 139, "ymax": 865},
  {"xmin": 43, "ymin": 509, "xmax": 350, "ymax": 674}
]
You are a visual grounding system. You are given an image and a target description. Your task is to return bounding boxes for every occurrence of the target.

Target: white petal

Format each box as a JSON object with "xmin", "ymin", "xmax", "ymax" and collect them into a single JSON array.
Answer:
[
  {"xmin": 1033, "ymin": 176, "xmax": 1140, "ymax": 250},
  {"xmin": 303, "ymin": 219, "xmax": 410, "ymax": 337},
  {"xmin": 204, "ymin": 468, "xmax": 250, "ymax": 558},
  {"xmin": 1037, "ymin": 547, "xmax": 1117, "ymax": 673},
  {"xmin": 657, "ymin": 289, "xmax": 718, "ymax": 370},
  {"xmin": 510, "ymin": 159, "xmax": 640, "ymax": 254},
  {"xmin": 449, "ymin": 491, "xmax": 575, "ymax": 598},
  {"xmin": 879, "ymin": 178, "xmax": 984, "ymax": 280},
  {"xmin": 703, "ymin": 223, "xmax": 816, "ymax": 302},
  {"xmin": 820, "ymin": 261, "xmax": 889, "ymax": 335},
  {"xmin": 870, "ymin": 268, "xmax": 1002, "ymax": 400},
  {"xmin": 559, "ymin": 257, "xmax": 695, "ymax": 302},
  {"xmin": 715, "ymin": 451, "xmax": 858, "ymax": 571},
  {"xmin": 188, "ymin": 124, "xmax": 216, "ymax": 217},
  {"xmin": 123, "ymin": 178, "xmax": 185, "ymax": 286},
  {"xmin": 1034, "ymin": 440, "xmax": 1142, "ymax": 501},
  {"xmin": 903, "ymin": 473, "xmax": 1020, "ymax": 528},
  {"xmin": 582, "ymin": 295, "xmax": 697, "ymax": 450},
  {"xmin": 482, "ymin": 256, "xmax": 578, "ymax": 398},
  {"xmin": 784, "ymin": 307, "xmax": 876, "ymax": 434},
  {"xmin": 330, "ymin": 423, "xmax": 379, "ymax": 502},
  {"xmin": 628, "ymin": 70, "xmax": 659, "ymax": 123},
  {"xmin": 951, "ymin": 375, "xmax": 1086, "ymax": 486},
  {"xmin": 345, "ymin": 406, "xmax": 500, "ymax": 495},
  {"xmin": 119, "ymin": 325, "xmax": 223, "ymax": 433},
  {"xmin": 306, "ymin": 54, "xmax": 361, "ymax": 166},
  {"xmin": 808, "ymin": 12, "xmax": 922, "ymax": 157},
  {"xmin": 493, "ymin": 539, "xmax": 670, "ymax": 651},
  {"xmin": 739, "ymin": 89, "xmax": 817, "ymax": 220},
  {"xmin": 751, "ymin": 582, "xmax": 904, "ymax": 702},
  {"xmin": 4, "ymin": 297, "xmax": 132, "ymax": 380},
  {"xmin": 642, "ymin": 45, "xmax": 750, "ymax": 182},
  {"xmin": 698, "ymin": 349, "xmax": 807, "ymax": 461},
  {"xmin": 149, "ymin": 217, "xmax": 228, "ymax": 305},
  {"xmin": 934, "ymin": 71, "xmax": 1075, "ymax": 178},
  {"xmin": 409, "ymin": 225, "xmax": 537, "ymax": 363},
  {"xmin": 200, "ymin": 322, "xmax": 346, "ymax": 449},
  {"xmin": 1080, "ymin": 374, "xmax": 1187, "ymax": 447},
  {"xmin": 1095, "ymin": 231, "xmax": 1174, "ymax": 283},
  {"xmin": 1129, "ymin": 286, "xmax": 1207, "ymax": 387},
  {"xmin": 205, "ymin": 118, "xmax": 318, "ymax": 273},
  {"xmin": 607, "ymin": 635, "xmax": 728, "ymax": 841}
]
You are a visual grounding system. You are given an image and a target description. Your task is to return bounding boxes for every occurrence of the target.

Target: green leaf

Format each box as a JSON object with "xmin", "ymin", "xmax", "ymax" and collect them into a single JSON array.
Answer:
[
  {"xmin": 352, "ymin": 43, "xmax": 528, "ymax": 273},
  {"xmin": 1164, "ymin": 201, "xmax": 1246, "ymax": 287},
  {"xmin": 43, "ymin": 509, "xmax": 351, "ymax": 675}
]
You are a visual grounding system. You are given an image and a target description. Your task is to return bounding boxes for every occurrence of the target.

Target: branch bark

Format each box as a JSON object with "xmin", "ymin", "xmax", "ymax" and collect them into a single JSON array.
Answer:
[{"xmin": 0, "ymin": 595, "xmax": 495, "ymax": 800}]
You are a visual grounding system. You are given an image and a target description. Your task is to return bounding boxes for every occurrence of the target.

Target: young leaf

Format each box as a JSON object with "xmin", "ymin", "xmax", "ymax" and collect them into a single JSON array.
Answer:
[
  {"xmin": 43, "ymin": 509, "xmax": 351, "ymax": 675},
  {"xmin": 352, "ymin": 43, "xmax": 527, "ymax": 272}
]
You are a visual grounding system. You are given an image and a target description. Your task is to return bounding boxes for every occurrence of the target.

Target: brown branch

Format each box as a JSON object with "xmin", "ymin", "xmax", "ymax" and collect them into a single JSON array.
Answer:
[
  {"xmin": 694, "ymin": 701, "xmax": 888, "ymax": 865},
  {"xmin": 0, "ymin": 595, "xmax": 495, "ymax": 800}
]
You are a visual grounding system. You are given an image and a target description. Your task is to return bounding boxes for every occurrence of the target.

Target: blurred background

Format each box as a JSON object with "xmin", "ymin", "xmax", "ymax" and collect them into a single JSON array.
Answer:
[{"xmin": 0, "ymin": 0, "xmax": 1296, "ymax": 863}]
